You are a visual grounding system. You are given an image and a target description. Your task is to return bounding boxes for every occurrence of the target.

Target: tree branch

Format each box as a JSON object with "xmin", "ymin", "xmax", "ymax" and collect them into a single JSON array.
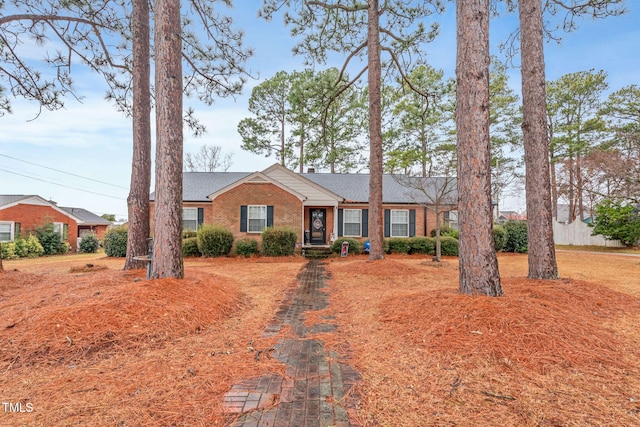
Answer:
[{"xmin": 304, "ymin": 1, "xmax": 368, "ymax": 13}]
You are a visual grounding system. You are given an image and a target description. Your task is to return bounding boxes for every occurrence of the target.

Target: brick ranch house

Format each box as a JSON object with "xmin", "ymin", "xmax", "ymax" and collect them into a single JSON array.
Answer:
[
  {"xmin": 0, "ymin": 195, "xmax": 112, "ymax": 251},
  {"xmin": 150, "ymin": 164, "xmax": 457, "ymax": 249}
]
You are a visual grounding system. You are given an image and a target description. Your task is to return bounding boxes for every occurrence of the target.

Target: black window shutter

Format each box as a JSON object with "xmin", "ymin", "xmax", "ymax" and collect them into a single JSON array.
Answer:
[
  {"xmin": 384, "ymin": 209, "xmax": 391, "ymax": 237},
  {"xmin": 362, "ymin": 209, "xmax": 368, "ymax": 237},
  {"xmin": 15, "ymin": 223, "xmax": 21, "ymax": 239},
  {"xmin": 267, "ymin": 206, "xmax": 274, "ymax": 227},
  {"xmin": 197, "ymin": 208, "xmax": 204, "ymax": 227},
  {"xmin": 240, "ymin": 206, "xmax": 247, "ymax": 232},
  {"xmin": 409, "ymin": 209, "xmax": 416, "ymax": 237},
  {"xmin": 337, "ymin": 208, "xmax": 343, "ymax": 237},
  {"xmin": 63, "ymin": 223, "xmax": 69, "ymax": 240}
]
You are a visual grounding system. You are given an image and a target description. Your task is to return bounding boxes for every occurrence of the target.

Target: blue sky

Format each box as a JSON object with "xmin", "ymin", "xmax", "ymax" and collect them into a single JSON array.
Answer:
[{"xmin": 1, "ymin": 1, "xmax": 638, "ymax": 220}]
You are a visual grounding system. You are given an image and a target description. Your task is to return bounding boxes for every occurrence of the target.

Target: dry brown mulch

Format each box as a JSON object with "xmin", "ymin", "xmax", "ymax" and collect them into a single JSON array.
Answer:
[
  {"xmin": 322, "ymin": 253, "xmax": 640, "ymax": 427},
  {"xmin": 0, "ymin": 256, "xmax": 304, "ymax": 426},
  {"xmin": 1, "ymin": 251, "xmax": 639, "ymax": 426}
]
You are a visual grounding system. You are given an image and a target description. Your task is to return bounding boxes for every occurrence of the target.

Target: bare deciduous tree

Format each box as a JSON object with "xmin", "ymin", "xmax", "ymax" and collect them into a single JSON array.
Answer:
[{"xmin": 184, "ymin": 144, "xmax": 233, "ymax": 172}]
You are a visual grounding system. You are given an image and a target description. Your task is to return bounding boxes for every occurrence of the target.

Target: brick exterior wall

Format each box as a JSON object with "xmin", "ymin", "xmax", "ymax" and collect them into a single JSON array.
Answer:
[
  {"xmin": 79, "ymin": 225, "xmax": 109, "ymax": 240},
  {"xmin": 212, "ymin": 183, "xmax": 303, "ymax": 243},
  {"xmin": 0, "ymin": 204, "xmax": 79, "ymax": 251}
]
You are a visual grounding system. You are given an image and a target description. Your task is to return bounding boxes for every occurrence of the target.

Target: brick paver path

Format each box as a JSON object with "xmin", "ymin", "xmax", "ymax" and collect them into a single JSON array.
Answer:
[{"xmin": 224, "ymin": 260, "xmax": 360, "ymax": 427}]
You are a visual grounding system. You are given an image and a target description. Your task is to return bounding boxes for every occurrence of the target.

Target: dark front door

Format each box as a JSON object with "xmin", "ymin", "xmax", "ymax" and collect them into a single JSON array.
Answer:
[{"xmin": 310, "ymin": 209, "xmax": 326, "ymax": 245}]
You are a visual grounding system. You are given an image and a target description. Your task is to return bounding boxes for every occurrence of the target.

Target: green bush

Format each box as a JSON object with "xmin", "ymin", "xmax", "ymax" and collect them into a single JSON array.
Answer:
[
  {"xmin": 329, "ymin": 238, "xmax": 362, "ymax": 255},
  {"xmin": 504, "ymin": 220, "xmax": 528, "ymax": 253},
  {"xmin": 431, "ymin": 226, "xmax": 459, "ymax": 239},
  {"xmin": 182, "ymin": 230, "xmax": 198, "ymax": 239},
  {"xmin": 197, "ymin": 224, "xmax": 233, "ymax": 257},
  {"xmin": 385, "ymin": 238, "xmax": 411, "ymax": 254},
  {"xmin": 35, "ymin": 223, "xmax": 68, "ymax": 255},
  {"xmin": 104, "ymin": 227, "xmax": 128, "ymax": 257},
  {"xmin": 10, "ymin": 235, "xmax": 44, "ymax": 258},
  {"xmin": 13, "ymin": 238, "xmax": 27, "ymax": 257},
  {"xmin": 235, "ymin": 238, "xmax": 259, "ymax": 257},
  {"xmin": 408, "ymin": 236, "xmax": 435, "ymax": 255},
  {"xmin": 440, "ymin": 236, "xmax": 459, "ymax": 256},
  {"xmin": 493, "ymin": 225, "xmax": 507, "ymax": 252},
  {"xmin": 1, "ymin": 242, "xmax": 18, "ymax": 260},
  {"xmin": 79, "ymin": 233, "xmax": 100, "ymax": 253},
  {"xmin": 182, "ymin": 237, "xmax": 201, "ymax": 257},
  {"xmin": 261, "ymin": 227, "xmax": 297, "ymax": 257}
]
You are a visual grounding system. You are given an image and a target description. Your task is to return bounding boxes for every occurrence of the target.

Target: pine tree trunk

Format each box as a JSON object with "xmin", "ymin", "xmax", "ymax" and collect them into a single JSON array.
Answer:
[
  {"xmin": 519, "ymin": 0, "xmax": 559, "ymax": 279},
  {"xmin": 150, "ymin": 0, "xmax": 184, "ymax": 279},
  {"xmin": 367, "ymin": 0, "xmax": 384, "ymax": 260},
  {"xmin": 455, "ymin": 0, "xmax": 502, "ymax": 296},
  {"xmin": 124, "ymin": 0, "xmax": 152, "ymax": 270},
  {"xmin": 0, "ymin": 242, "xmax": 4, "ymax": 272}
]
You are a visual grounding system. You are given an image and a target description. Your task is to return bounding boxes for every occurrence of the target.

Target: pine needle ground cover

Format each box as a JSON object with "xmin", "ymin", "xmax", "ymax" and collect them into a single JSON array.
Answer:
[{"xmin": 1, "ymin": 251, "xmax": 639, "ymax": 425}]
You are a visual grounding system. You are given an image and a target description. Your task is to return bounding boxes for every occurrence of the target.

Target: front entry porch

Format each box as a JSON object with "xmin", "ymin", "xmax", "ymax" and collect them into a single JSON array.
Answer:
[{"xmin": 303, "ymin": 206, "xmax": 336, "ymax": 246}]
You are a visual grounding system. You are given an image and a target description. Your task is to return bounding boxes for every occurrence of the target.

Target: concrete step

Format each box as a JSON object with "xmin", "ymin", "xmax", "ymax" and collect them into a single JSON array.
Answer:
[{"xmin": 302, "ymin": 247, "xmax": 332, "ymax": 258}]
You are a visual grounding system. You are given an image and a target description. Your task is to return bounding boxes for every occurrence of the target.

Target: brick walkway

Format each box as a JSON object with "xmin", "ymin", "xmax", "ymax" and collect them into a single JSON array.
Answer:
[{"xmin": 223, "ymin": 260, "xmax": 360, "ymax": 427}]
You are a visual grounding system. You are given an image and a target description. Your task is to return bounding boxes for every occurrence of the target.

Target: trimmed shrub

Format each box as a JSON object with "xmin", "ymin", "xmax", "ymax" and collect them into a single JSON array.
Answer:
[
  {"xmin": 197, "ymin": 224, "xmax": 234, "ymax": 257},
  {"xmin": 408, "ymin": 236, "xmax": 435, "ymax": 255},
  {"xmin": 182, "ymin": 237, "xmax": 201, "ymax": 257},
  {"xmin": 504, "ymin": 220, "xmax": 528, "ymax": 253},
  {"xmin": 235, "ymin": 238, "xmax": 259, "ymax": 257},
  {"xmin": 1, "ymin": 242, "xmax": 18, "ymax": 260},
  {"xmin": 262, "ymin": 227, "xmax": 297, "ymax": 257},
  {"xmin": 182, "ymin": 230, "xmax": 198, "ymax": 239},
  {"xmin": 386, "ymin": 238, "xmax": 411, "ymax": 254},
  {"xmin": 35, "ymin": 223, "xmax": 68, "ymax": 255},
  {"xmin": 13, "ymin": 238, "xmax": 27, "ymax": 257},
  {"xmin": 440, "ymin": 236, "xmax": 459, "ymax": 256},
  {"xmin": 104, "ymin": 227, "xmax": 128, "ymax": 257},
  {"xmin": 493, "ymin": 225, "xmax": 507, "ymax": 252},
  {"xmin": 14, "ymin": 235, "xmax": 45, "ymax": 258},
  {"xmin": 431, "ymin": 226, "xmax": 459, "ymax": 239},
  {"xmin": 329, "ymin": 238, "xmax": 362, "ymax": 255},
  {"xmin": 79, "ymin": 233, "xmax": 100, "ymax": 253}
]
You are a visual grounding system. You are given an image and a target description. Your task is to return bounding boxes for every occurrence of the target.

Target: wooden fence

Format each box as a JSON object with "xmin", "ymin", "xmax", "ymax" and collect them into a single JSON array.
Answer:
[{"xmin": 552, "ymin": 220, "xmax": 624, "ymax": 247}]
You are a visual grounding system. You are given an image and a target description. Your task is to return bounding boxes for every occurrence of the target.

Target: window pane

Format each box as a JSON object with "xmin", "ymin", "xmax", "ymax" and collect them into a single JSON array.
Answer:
[
  {"xmin": 182, "ymin": 208, "xmax": 198, "ymax": 231},
  {"xmin": 183, "ymin": 208, "xmax": 197, "ymax": 220},
  {"xmin": 344, "ymin": 223, "xmax": 360, "ymax": 236},
  {"xmin": 0, "ymin": 223, "xmax": 11, "ymax": 241},
  {"xmin": 343, "ymin": 209, "xmax": 361, "ymax": 237},
  {"xmin": 344, "ymin": 209, "xmax": 360, "ymax": 222},
  {"xmin": 391, "ymin": 210, "xmax": 408, "ymax": 237},
  {"xmin": 183, "ymin": 220, "xmax": 198, "ymax": 231},
  {"xmin": 53, "ymin": 223, "xmax": 63, "ymax": 241},
  {"xmin": 391, "ymin": 224, "xmax": 408, "ymax": 237},
  {"xmin": 248, "ymin": 205, "xmax": 267, "ymax": 233},
  {"xmin": 391, "ymin": 210, "xmax": 408, "ymax": 223}
]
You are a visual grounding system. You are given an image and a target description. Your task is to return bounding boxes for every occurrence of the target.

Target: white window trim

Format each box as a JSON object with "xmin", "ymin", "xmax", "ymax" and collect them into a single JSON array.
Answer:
[
  {"xmin": 182, "ymin": 207, "xmax": 198, "ymax": 231},
  {"xmin": 53, "ymin": 222, "xmax": 64, "ymax": 241},
  {"xmin": 0, "ymin": 221, "xmax": 15, "ymax": 242},
  {"xmin": 248, "ymin": 205, "xmax": 267, "ymax": 233},
  {"xmin": 343, "ymin": 209, "xmax": 362, "ymax": 237},
  {"xmin": 390, "ymin": 209, "xmax": 409, "ymax": 238}
]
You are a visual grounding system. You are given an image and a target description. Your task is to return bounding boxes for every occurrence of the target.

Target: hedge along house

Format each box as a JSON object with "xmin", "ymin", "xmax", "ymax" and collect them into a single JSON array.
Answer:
[
  {"xmin": 149, "ymin": 163, "xmax": 458, "ymax": 249},
  {"xmin": 0, "ymin": 195, "xmax": 111, "ymax": 251}
]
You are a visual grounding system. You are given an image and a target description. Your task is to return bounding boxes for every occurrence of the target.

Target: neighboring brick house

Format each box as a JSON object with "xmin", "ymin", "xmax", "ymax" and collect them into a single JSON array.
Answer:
[
  {"xmin": 59, "ymin": 207, "xmax": 112, "ymax": 241},
  {"xmin": 150, "ymin": 164, "xmax": 457, "ymax": 248},
  {"xmin": 0, "ymin": 195, "xmax": 111, "ymax": 251}
]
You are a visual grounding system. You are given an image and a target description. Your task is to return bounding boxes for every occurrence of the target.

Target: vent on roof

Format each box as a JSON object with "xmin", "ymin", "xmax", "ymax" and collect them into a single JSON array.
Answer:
[{"xmin": 307, "ymin": 167, "xmax": 315, "ymax": 173}]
